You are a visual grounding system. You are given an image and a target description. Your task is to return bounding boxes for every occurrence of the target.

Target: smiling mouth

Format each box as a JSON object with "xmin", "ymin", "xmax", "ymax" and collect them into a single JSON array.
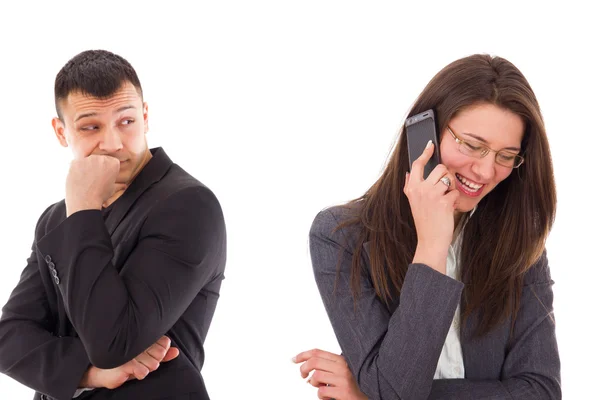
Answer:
[{"xmin": 455, "ymin": 173, "xmax": 485, "ymax": 197}]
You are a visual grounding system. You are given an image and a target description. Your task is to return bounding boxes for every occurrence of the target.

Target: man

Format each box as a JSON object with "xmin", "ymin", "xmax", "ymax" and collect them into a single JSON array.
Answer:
[{"xmin": 0, "ymin": 50, "xmax": 226, "ymax": 400}]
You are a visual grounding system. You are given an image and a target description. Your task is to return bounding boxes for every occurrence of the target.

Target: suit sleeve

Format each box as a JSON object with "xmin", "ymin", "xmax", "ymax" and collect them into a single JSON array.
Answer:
[
  {"xmin": 35, "ymin": 186, "xmax": 226, "ymax": 369},
  {"xmin": 310, "ymin": 209, "xmax": 464, "ymax": 400},
  {"xmin": 0, "ymin": 209, "xmax": 91, "ymax": 400},
  {"xmin": 427, "ymin": 251, "xmax": 561, "ymax": 400},
  {"xmin": 310, "ymin": 210, "xmax": 560, "ymax": 400}
]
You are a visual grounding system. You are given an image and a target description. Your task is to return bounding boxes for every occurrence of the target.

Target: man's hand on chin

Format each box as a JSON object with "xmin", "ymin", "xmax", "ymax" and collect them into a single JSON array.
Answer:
[{"xmin": 65, "ymin": 155, "xmax": 127, "ymax": 217}]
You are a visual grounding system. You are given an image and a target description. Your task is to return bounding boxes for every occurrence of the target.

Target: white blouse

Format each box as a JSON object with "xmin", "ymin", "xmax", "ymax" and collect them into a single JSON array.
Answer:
[
  {"xmin": 433, "ymin": 233, "xmax": 465, "ymax": 379},
  {"xmin": 433, "ymin": 209, "xmax": 475, "ymax": 380}
]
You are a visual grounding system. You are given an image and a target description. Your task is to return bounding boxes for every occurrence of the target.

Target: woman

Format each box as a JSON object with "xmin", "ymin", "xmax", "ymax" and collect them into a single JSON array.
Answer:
[{"xmin": 293, "ymin": 54, "xmax": 560, "ymax": 399}]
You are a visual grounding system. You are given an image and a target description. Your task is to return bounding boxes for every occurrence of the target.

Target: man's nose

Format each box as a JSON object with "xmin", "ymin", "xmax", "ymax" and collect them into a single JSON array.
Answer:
[{"xmin": 98, "ymin": 126, "xmax": 123, "ymax": 153}]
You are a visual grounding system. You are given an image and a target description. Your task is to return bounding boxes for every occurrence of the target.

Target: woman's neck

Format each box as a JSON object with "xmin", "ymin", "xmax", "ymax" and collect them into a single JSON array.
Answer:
[{"xmin": 454, "ymin": 211, "xmax": 465, "ymax": 231}]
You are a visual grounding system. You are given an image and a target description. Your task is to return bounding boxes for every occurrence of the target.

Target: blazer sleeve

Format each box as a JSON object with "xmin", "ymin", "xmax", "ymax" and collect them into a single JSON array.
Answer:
[
  {"xmin": 35, "ymin": 186, "xmax": 226, "ymax": 369},
  {"xmin": 310, "ymin": 209, "xmax": 464, "ymax": 400},
  {"xmin": 427, "ymin": 251, "xmax": 561, "ymax": 400},
  {"xmin": 310, "ymin": 209, "xmax": 560, "ymax": 400},
  {"xmin": 0, "ymin": 209, "xmax": 91, "ymax": 400}
]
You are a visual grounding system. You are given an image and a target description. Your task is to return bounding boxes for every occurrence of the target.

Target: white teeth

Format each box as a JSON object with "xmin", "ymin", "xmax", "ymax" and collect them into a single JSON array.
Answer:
[{"xmin": 456, "ymin": 174, "xmax": 483, "ymax": 190}]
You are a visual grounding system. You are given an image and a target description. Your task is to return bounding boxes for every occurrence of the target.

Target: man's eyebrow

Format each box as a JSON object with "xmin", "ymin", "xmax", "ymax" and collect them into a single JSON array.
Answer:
[
  {"xmin": 74, "ymin": 112, "xmax": 97, "ymax": 122},
  {"xmin": 115, "ymin": 105, "xmax": 136, "ymax": 113},
  {"xmin": 463, "ymin": 132, "xmax": 521, "ymax": 152},
  {"xmin": 74, "ymin": 105, "xmax": 136, "ymax": 123}
]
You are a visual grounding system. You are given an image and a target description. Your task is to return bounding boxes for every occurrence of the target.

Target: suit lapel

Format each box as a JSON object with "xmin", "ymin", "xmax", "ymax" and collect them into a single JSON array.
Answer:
[{"xmin": 105, "ymin": 147, "xmax": 173, "ymax": 236}]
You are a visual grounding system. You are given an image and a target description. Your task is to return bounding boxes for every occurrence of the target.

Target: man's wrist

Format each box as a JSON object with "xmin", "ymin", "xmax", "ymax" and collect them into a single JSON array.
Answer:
[
  {"xmin": 66, "ymin": 199, "xmax": 103, "ymax": 217},
  {"xmin": 79, "ymin": 366, "xmax": 100, "ymax": 388}
]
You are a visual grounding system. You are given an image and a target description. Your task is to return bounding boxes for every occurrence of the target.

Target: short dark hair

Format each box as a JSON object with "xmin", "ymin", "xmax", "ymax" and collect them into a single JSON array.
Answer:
[{"xmin": 54, "ymin": 49, "xmax": 143, "ymax": 119}]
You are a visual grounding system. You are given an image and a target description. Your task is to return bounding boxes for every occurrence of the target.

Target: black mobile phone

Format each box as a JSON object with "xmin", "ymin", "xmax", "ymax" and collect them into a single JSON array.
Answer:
[{"xmin": 405, "ymin": 109, "xmax": 441, "ymax": 179}]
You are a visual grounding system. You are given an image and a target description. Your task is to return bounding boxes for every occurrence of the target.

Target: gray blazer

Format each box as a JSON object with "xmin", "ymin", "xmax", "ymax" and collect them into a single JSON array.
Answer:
[{"xmin": 310, "ymin": 206, "xmax": 560, "ymax": 400}]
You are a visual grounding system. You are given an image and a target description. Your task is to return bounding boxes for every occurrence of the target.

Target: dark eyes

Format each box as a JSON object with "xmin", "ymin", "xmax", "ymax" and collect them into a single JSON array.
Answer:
[{"xmin": 79, "ymin": 119, "xmax": 134, "ymax": 131}]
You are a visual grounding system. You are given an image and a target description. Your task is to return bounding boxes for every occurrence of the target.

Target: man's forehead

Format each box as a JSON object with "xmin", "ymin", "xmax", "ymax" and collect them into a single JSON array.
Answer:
[
  {"xmin": 61, "ymin": 83, "xmax": 142, "ymax": 116},
  {"xmin": 68, "ymin": 89, "xmax": 140, "ymax": 107}
]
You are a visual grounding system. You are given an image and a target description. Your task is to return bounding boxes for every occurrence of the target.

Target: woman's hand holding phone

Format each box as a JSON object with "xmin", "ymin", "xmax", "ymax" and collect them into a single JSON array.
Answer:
[{"xmin": 404, "ymin": 140, "xmax": 459, "ymax": 275}]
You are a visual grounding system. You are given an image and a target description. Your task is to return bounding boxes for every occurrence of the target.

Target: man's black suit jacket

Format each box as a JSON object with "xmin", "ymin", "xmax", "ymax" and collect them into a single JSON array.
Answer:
[{"xmin": 0, "ymin": 147, "xmax": 226, "ymax": 400}]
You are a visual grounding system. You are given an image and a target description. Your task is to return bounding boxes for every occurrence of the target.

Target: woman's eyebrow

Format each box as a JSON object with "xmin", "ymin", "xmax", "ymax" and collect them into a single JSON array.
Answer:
[{"xmin": 463, "ymin": 132, "xmax": 521, "ymax": 152}]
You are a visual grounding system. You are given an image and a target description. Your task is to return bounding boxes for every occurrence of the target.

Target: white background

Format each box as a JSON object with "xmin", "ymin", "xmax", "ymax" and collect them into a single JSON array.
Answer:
[{"xmin": 0, "ymin": 1, "xmax": 598, "ymax": 399}]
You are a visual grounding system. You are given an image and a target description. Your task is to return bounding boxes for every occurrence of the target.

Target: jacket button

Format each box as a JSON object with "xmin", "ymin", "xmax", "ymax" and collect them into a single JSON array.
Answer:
[
  {"xmin": 48, "ymin": 262, "xmax": 55, "ymax": 269},
  {"xmin": 54, "ymin": 276, "xmax": 60, "ymax": 284},
  {"xmin": 44, "ymin": 255, "xmax": 52, "ymax": 263}
]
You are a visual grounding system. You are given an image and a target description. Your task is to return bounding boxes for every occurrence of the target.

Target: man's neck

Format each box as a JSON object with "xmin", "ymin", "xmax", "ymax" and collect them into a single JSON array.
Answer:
[{"xmin": 102, "ymin": 149, "xmax": 153, "ymax": 208}]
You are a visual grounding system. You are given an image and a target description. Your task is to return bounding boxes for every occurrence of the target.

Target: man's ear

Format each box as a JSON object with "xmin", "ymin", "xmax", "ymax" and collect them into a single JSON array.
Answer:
[
  {"xmin": 143, "ymin": 102, "xmax": 149, "ymax": 134},
  {"xmin": 52, "ymin": 117, "xmax": 69, "ymax": 147}
]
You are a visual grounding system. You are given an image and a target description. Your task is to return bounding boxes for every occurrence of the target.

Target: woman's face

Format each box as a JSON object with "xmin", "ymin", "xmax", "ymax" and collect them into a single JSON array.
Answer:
[{"xmin": 439, "ymin": 103, "xmax": 525, "ymax": 213}]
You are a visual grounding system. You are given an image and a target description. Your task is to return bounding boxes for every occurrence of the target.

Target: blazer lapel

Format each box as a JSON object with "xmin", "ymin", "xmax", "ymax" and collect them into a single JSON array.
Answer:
[{"xmin": 104, "ymin": 147, "xmax": 173, "ymax": 236}]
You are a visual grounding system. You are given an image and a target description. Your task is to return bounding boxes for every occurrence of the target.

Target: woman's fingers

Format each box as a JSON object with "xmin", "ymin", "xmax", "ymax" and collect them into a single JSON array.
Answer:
[
  {"xmin": 424, "ymin": 163, "xmax": 450, "ymax": 186},
  {"xmin": 444, "ymin": 188, "xmax": 461, "ymax": 209},
  {"xmin": 293, "ymin": 349, "xmax": 345, "ymax": 365},
  {"xmin": 434, "ymin": 176, "xmax": 454, "ymax": 195},
  {"xmin": 299, "ymin": 355, "xmax": 348, "ymax": 379},
  {"xmin": 317, "ymin": 385, "xmax": 340, "ymax": 400},
  {"xmin": 406, "ymin": 163, "xmax": 453, "ymax": 198},
  {"xmin": 409, "ymin": 140, "xmax": 435, "ymax": 182},
  {"xmin": 406, "ymin": 153, "xmax": 453, "ymax": 196},
  {"xmin": 307, "ymin": 370, "xmax": 344, "ymax": 388},
  {"xmin": 294, "ymin": 349, "xmax": 367, "ymax": 400}
]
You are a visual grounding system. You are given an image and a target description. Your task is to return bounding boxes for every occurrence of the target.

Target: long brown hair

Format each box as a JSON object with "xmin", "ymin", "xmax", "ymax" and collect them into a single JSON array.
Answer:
[{"xmin": 340, "ymin": 54, "xmax": 556, "ymax": 336}]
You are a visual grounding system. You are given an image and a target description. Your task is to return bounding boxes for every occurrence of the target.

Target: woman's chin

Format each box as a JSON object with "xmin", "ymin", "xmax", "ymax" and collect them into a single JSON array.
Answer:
[{"xmin": 454, "ymin": 199, "xmax": 478, "ymax": 215}]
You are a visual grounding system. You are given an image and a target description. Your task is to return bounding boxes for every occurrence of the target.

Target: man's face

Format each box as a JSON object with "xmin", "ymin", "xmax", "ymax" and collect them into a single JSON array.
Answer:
[{"xmin": 52, "ymin": 82, "xmax": 150, "ymax": 186}]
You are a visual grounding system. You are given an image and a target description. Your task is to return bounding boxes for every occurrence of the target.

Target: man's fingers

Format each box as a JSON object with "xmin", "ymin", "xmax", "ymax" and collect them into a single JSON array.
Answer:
[
  {"xmin": 137, "ymin": 336, "xmax": 178, "ymax": 370},
  {"xmin": 135, "ymin": 351, "xmax": 161, "ymax": 372},
  {"xmin": 143, "ymin": 336, "xmax": 171, "ymax": 361},
  {"xmin": 114, "ymin": 183, "xmax": 128, "ymax": 192},
  {"xmin": 154, "ymin": 336, "xmax": 171, "ymax": 350},
  {"xmin": 162, "ymin": 347, "xmax": 179, "ymax": 363},
  {"xmin": 130, "ymin": 359, "xmax": 150, "ymax": 380},
  {"xmin": 145, "ymin": 341, "xmax": 169, "ymax": 362}
]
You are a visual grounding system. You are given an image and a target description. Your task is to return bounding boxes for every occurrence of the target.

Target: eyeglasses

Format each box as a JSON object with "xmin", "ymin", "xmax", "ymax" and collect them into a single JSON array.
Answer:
[{"xmin": 446, "ymin": 125, "xmax": 525, "ymax": 168}]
